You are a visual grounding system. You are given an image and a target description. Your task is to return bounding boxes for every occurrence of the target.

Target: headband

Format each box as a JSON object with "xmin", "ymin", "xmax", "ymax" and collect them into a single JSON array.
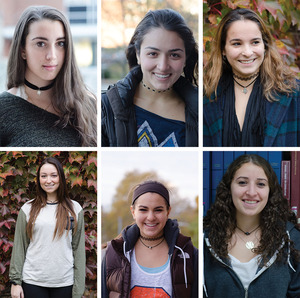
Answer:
[{"xmin": 132, "ymin": 181, "xmax": 170, "ymax": 206}]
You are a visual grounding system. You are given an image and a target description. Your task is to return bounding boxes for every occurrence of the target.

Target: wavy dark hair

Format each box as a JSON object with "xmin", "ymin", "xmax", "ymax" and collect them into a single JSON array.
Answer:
[
  {"xmin": 204, "ymin": 154, "xmax": 300, "ymax": 264},
  {"xmin": 204, "ymin": 8, "xmax": 297, "ymax": 101},
  {"xmin": 27, "ymin": 157, "xmax": 77, "ymax": 240},
  {"xmin": 126, "ymin": 9, "xmax": 198, "ymax": 86},
  {"xmin": 7, "ymin": 6, "xmax": 97, "ymax": 146}
]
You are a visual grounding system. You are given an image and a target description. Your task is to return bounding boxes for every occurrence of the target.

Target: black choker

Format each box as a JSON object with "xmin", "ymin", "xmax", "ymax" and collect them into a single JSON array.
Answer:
[
  {"xmin": 236, "ymin": 225, "xmax": 260, "ymax": 236},
  {"xmin": 142, "ymin": 81, "xmax": 170, "ymax": 93},
  {"xmin": 140, "ymin": 234, "xmax": 164, "ymax": 241},
  {"xmin": 233, "ymin": 72, "xmax": 259, "ymax": 81},
  {"xmin": 24, "ymin": 78, "xmax": 55, "ymax": 96}
]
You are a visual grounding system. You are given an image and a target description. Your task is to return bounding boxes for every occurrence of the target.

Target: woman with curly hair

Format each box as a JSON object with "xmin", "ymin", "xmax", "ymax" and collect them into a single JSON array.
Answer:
[
  {"xmin": 203, "ymin": 8, "xmax": 300, "ymax": 146},
  {"xmin": 0, "ymin": 6, "xmax": 97, "ymax": 147},
  {"xmin": 102, "ymin": 9, "xmax": 198, "ymax": 147},
  {"xmin": 9, "ymin": 157, "xmax": 85, "ymax": 298},
  {"xmin": 204, "ymin": 154, "xmax": 300, "ymax": 297}
]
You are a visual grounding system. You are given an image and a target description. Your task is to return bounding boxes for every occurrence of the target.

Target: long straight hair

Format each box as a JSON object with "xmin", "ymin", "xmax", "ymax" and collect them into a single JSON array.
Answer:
[
  {"xmin": 7, "ymin": 6, "xmax": 97, "ymax": 146},
  {"xmin": 26, "ymin": 157, "xmax": 77, "ymax": 240}
]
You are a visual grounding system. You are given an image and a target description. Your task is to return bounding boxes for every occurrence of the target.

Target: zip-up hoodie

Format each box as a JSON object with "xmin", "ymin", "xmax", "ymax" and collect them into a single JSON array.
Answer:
[
  {"xmin": 102, "ymin": 219, "xmax": 198, "ymax": 297},
  {"xmin": 204, "ymin": 222, "xmax": 300, "ymax": 298}
]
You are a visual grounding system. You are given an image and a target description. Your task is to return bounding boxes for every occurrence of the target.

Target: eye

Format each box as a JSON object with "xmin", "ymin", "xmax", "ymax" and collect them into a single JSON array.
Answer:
[
  {"xmin": 232, "ymin": 42, "xmax": 241, "ymax": 46},
  {"xmin": 155, "ymin": 209, "xmax": 163, "ymax": 212},
  {"xmin": 37, "ymin": 41, "xmax": 46, "ymax": 47},
  {"xmin": 57, "ymin": 41, "xmax": 65, "ymax": 47},
  {"xmin": 257, "ymin": 182, "xmax": 266, "ymax": 187},
  {"xmin": 170, "ymin": 53, "xmax": 181, "ymax": 59},
  {"xmin": 237, "ymin": 180, "xmax": 247, "ymax": 186},
  {"xmin": 147, "ymin": 52, "xmax": 158, "ymax": 57},
  {"xmin": 139, "ymin": 208, "xmax": 147, "ymax": 212}
]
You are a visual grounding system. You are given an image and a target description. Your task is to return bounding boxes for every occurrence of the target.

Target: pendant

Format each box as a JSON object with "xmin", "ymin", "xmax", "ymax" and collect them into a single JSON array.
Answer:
[
  {"xmin": 37, "ymin": 89, "xmax": 41, "ymax": 96},
  {"xmin": 245, "ymin": 241, "xmax": 254, "ymax": 250},
  {"xmin": 242, "ymin": 88, "xmax": 247, "ymax": 94}
]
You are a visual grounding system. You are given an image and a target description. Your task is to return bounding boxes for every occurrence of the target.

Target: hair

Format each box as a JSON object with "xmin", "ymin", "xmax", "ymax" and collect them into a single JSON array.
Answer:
[
  {"xmin": 7, "ymin": 6, "xmax": 97, "ymax": 146},
  {"xmin": 126, "ymin": 9, "xmax": 198, "ymax": 86},
  {"xmin": 130, "ymin": 180, "xmax": 171, "ymax": 211},
  {"xmin": 204, "ymin": 8, "xmax": 298, "ymax": 101},
  {"xmin": 26, "ymin": 157, "xmax": 78, "ymax": 240},
  {"xmin": 204, "ymin": 154, "xmax": 300, "ymax": 265}
]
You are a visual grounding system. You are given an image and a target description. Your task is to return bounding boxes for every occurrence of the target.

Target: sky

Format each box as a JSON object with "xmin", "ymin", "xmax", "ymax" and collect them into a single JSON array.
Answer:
[{"xmin": 100, "ymin": 150, "xmax": 199, "ymax": 211}]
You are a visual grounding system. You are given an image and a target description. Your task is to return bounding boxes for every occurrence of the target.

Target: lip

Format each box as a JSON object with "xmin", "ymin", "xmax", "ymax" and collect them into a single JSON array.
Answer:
[
  {"xmin": 238, "ymin": 58, "xmax": 256, "ymax": 65},
  {"xmin": 242, "ymin": 199, "xmax": 259, "ymax": 207},
  {"xmin": 43, "ymin": 65, "xmax": 58, "ymax": 71},
  {"xmin": 144, "ymin": 223, "xmax": 158, "ymax": 227},
  {"xmin": 153, "ymin": 73, "xmax": 171, "ymax": 79}
]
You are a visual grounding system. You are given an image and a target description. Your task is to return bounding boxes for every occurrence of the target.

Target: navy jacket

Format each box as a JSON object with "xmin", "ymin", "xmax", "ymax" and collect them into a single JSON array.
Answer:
[
  {"xmin": 204, "ymin": 222, "xmax": 300, "ymax": 297},
  {"xmin": 102, "ymin": 66, "xmax": 198, "ymax": 147},
  {"xmin": 203, "ymin": 83, "xmax": 300, "ymax": 147}
]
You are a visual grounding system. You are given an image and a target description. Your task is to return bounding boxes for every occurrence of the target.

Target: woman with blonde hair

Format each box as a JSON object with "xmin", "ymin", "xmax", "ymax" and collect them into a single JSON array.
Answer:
[
  {"xmin": 203, "ymin": 8, "xmax": 299, "ymax": 147},
  {"xmin": 0, "ymin": 6, "xmax": 97, "ymax": 147}
]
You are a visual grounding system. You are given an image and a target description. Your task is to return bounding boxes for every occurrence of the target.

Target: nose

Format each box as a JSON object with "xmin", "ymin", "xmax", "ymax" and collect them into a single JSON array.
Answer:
[
  {"xmin": 246, "ymin": 183, "xmax": 257, "ymax": 196},
  {"xmin": 157, "ymin": 55, "xmax": 169, "ymax": 71},
  {"xmin": 242, "ymin": 44, "xmax": 253, "ymax": 57},
  {"xmin": 46, "ymin": 44, "xmax": 57, "ymax": 60},
  {"xmin": 46, "ymin": 175, "xmax": 52, "ymax": 183},
  {"xmin": 147, "ymin": 211, "xmax": 155, "ymax": 221}
]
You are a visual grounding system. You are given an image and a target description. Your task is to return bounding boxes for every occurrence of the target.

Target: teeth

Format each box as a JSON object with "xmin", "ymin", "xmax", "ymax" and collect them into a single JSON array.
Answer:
[
  {"xmin": 240, "ymin": 59, "xmax": 254, "ymax": 64},
  {"xmin": 155, "ymin": 73, "xmax": 170, "ymax": 78},
  {"xmin": 145, "ymin": 223, "xmax": 156, "ymax": 227},
  {"xmin": 244, "ymin": 200, "xmax": 257, "ymax": 204}
]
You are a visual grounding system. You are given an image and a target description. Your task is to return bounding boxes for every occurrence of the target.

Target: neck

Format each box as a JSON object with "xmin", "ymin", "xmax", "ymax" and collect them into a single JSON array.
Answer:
[
  {"xmin": 46, "ymin": 193, "xmax": 58, "ymax": 203},
  {"xmin": 236, "ymin": 213, "xmax": 260, "ymax": 232}
]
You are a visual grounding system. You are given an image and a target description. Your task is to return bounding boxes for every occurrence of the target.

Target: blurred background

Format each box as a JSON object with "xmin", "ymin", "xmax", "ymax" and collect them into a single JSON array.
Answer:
[
  {"xmin": 101, "ymin": 0, "xmax": 199, "ymax": 90},
  {"xmin": 203, "ymin": 0, "xmax": 300, "ymax": 77},
  {"xmin": 101, "ymin": 150, "xmax": 199, "ymax": 248},
  {"xmin": 0, "ymin": 0, "xmax": 97, "ymax": 94}
]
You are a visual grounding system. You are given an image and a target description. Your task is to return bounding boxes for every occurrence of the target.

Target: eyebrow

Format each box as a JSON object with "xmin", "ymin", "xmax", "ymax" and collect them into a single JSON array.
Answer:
[
  {"xmin": 236, "ymin": 176, "xmax": 268, "ymax": 181},
  {"xmin": 229, "ymin": 37, "xmax": 262, "ymax": 43},
  {"xmin": 144, "ymin": 46, "xmax": 184, "ymax": 52},
  {"xmin": 31, "ymin": 37, "xmax": 65, "ymax": 41},
  {"xmin": 138, "ymin": 205, "xmax": 165, "ymax": 208}
]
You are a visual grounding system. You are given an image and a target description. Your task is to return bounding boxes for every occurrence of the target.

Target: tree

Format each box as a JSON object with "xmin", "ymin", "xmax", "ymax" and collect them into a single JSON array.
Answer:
[{"xmin": 0, "ymin": 151, "xmax": 97, "ymax": 297}]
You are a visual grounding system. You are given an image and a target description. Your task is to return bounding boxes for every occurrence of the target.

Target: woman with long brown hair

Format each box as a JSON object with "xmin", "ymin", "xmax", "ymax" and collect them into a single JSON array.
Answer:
[
  {"xmin": 9, "ymin": 157, "xmax": 85, "ymax": 298},
  {"xmin": 204, "ymin": 154, "xmax": 300, "ymax": 297},
  {"xmin": 203, "ymin": 8, "xmax": 299, "ymax": 146},
  {"xmin": 0, "ymin": 6, "xmax": 97, "ymax": 147}
]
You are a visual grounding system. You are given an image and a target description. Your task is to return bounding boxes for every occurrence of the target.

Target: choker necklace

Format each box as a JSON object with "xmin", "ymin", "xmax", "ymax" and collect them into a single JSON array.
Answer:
[
  {"xmin": 142, "ymin": 81, "xmax": 170, "ymax": 93},
  {"xmin": 233, "ymin": 76, "xmax": 258, "ymax": 94},
  {"xmin": 140, "ymin": 234, "xmax": 164, "ymax": 241},
  {"xmin": 233, "ymin": 72, "xmax": 259, "ymax": 81},
  {"xmin": 139, "ymin": 237, "xmax": 165, "ymax": 249},
  {"xmin": 24, "ymin": 78, "xmax": 55, "ymax": 96},
  {"xmin": 236, "ymin": 225, "xmax": 260, "ymax": 236}
]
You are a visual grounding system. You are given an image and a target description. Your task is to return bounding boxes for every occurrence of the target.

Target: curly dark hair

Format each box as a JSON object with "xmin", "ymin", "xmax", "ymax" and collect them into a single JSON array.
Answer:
[
  {"xmin": 125, "ymin": 8, "xmax": 198, "ymax": 86},
  {"xmin": 204, "ymin": 154, "xmax": 300, "ymax": 264}
]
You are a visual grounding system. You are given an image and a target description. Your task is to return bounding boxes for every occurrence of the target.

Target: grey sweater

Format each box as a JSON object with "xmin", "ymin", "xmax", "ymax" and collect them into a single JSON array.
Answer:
[{"xmin": 0, "ymin": 92, "xmax": 81, "ymax": 147}]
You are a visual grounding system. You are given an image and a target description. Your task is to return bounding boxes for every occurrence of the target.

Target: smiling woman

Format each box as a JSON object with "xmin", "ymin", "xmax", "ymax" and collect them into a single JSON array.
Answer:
[
  {"xmin": 102, "ymin": 180, "xmax": 198, "ymax": 297},
  {"xmin": 203, "ymin": 154, "xmax": 300, "ymax": 297},
  {"xmin": 0, "ymin": 6, "xmax": 97, "ymax": 147},
  {"xmin": 203, "ymin": 8, "xmax": 300, "ymax": 147},
  {"xmin": 101, "ymin": 9, "xmax": 198, "ymax": 147}
]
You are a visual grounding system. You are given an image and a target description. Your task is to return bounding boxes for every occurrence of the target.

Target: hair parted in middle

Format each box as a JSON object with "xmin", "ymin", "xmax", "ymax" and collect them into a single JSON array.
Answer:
[
  {"xmin": 204, "ymin": 154, "xmax": 299, "ymax": 265},
  {"xmin": 26, "ymin": 157, "xmax": 77, "ymax": 240},
  {"xmin": 126, "ymin": 8, "xmax": 198, "ymax": 86},
  {"xmin": 204, "ymin": 8, "xmax": 297, "ymax": 101},
  {"xmin": 7, "ymin": 5, "xmax": 97, "ymax": 146}
]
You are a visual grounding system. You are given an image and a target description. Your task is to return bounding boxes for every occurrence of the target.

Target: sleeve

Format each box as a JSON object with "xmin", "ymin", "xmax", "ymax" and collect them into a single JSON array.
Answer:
[
  {"xmin": 9, "ymin": 209, "xmax": 30, "ymax": 285},
  {"xmin": 191, "ymin": 246, "xmax": 198, "ymax": 298},
  {"xmin": 101, "ymin": 92, "xmax": 111, "ymax": 147},
  {"xmin": 101, "ymin": 248, "xmax": 109, "ymax": 298},
  {"xmin": 72, "ymin": 209, "xmax": 86, "ymax": 298}
]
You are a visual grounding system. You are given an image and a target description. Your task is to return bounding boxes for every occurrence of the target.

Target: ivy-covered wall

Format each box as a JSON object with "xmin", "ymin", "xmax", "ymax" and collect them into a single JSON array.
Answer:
[{"xmin": 0, "ymin": 151, "xmax": 97, "ymax": 297}]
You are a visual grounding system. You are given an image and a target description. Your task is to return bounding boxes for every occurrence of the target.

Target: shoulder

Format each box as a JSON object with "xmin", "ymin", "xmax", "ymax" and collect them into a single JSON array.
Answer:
[
  {"xmin": 20, "ymin": 199, "xmax": 35, "ymax": 216},
  {"xmin": 0, "ymin": 91, "xmax": 20, "ymax": 103},
  {"xmin": 71, "ymin": 200, "xmax": 83, "ymax": 214}
]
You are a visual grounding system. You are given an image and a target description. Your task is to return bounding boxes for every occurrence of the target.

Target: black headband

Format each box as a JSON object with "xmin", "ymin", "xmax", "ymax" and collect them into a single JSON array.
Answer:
[{"xmin": 132, "ymin": 181, "xmax": 170, "ymax": 206}]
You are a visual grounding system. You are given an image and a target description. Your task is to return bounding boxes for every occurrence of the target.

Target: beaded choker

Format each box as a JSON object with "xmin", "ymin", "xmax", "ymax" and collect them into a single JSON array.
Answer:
[
  {"xmin": 140, "ymin": 234, "xmax": 164, "ymax": 241},
  {"xmin": 233, "ymin": 72, "xmax": 259, "ymax": 81},
  {"xmin": 142, "ymin": 81, "xmax": 170, "ymax": 93},
  {"xmin": 24, "ymin": 78, "xmax": 55, "ymax": 96}
]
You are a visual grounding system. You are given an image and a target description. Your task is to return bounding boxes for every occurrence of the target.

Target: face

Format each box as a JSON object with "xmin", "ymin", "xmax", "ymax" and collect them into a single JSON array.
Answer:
[
  {"xmin": 39, "ymin": 163, "xmax": 60, "ymax": 195},
  {"xmin": 131, "ymin": 192, "xmax": 171, "ymax": 238},
  {"xmin": 223, "ymin": 20, "xmax": 265, "ymax": 77},
  {"xmin": 137, "ymin": 28, "xmax": 186, "ymax": 91},
  {"xmin": 230, "ymin": 163, "xmax": 269, "ymax": 220},
  {"xmin": 22, "ymin": 19, "xmax": 66, "ymax": 86}
]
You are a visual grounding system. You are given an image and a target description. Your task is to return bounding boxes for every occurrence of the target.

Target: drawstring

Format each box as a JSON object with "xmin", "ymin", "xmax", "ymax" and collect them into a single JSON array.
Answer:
[
  {"xmin": 175, "ymin": 245, "xmax": 188, "ymax": 288},
  {"xmin": 286, "ymin": 231, "xmax": 296, "ymax": 272},
  {"xmin": 123, "ymin": 241, "xmax": 130, "ymax": 262}
]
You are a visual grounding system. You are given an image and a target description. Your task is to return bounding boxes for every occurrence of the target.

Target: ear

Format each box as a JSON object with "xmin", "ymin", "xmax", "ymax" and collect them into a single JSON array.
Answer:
[
  {"xmin": 130, "ymin": 205, "xmax": 136, "ymax": 220},
  {"xmin": 21, "ymin": 48, "xmax": 26, "ymax": 60},
  {"xmin": 136, "ymin": 52, "xmax": 140, "ymax": 65},
  {"xmin": 167, "ymin": 206, "xmax": 171, "ymax": 217}
]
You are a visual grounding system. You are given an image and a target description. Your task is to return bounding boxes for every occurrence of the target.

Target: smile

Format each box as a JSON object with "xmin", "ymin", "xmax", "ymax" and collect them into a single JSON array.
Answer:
[
  {"xmin": 243, "ymin": 200, "xmax": 258, "ymax": 204},
  {"xmin": 145, "ymin": 223, "xmax": 158, "ymax": 227},
  {"xmin": 239, "ymin": 59, "xmax": 255, "ymax": 64},
  {"xmin": 154, "ymin": 73, "xmax": 171, "ymax": 78}
]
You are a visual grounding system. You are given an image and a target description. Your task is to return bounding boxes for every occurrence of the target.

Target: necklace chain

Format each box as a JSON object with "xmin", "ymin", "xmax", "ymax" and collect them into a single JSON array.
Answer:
[
  {"xmin": 140, "ymin": 234, "xmax": 164, "ymax": 241},
  {"xmin": 141, "ymin": 81, "xmax": 170, "ymax": 93},
  {"xmin": 235, "ymin": 231, "xmax": 257, "ymax": 251},
  {"xmin": 233, "ymin": 75, "xmax": 259, "ymax": 94},
  {"xmin": 139, "ymin": 237, "xmax": 165, "ymax": 249},
  {"xmin": 236, "ymin": 225, "xmax": 260, "ymax": 236}
]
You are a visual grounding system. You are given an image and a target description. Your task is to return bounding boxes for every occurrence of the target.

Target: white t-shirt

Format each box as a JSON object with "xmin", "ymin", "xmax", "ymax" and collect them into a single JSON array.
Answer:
[{"xmin": 130, "ymin": 248, "xmax": 172, "ymax": 297}]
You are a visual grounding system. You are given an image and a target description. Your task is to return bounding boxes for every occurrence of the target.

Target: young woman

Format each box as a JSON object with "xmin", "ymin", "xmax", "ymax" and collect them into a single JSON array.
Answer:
[
  {"xmin": 204, "ymin": 154, "xmax": 300, "ymax": 297},
  {"xmin": 9, "ymin": 157, "xmax": 85, "ymax": 298},
  {"xmin": 102, "ymin": 180, "xmax": 198, "ymax": 297},
  {"xmin": 203, "ymin": 8, "xmax": 300, "ymax": 147},
  {"xmin": 0, "ymin": 6, "xmax": 97, "ymax": 147},
  {"xmin": 102, "ymin": 9, "xmax": 198, "ymax": 147}
]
